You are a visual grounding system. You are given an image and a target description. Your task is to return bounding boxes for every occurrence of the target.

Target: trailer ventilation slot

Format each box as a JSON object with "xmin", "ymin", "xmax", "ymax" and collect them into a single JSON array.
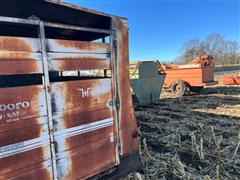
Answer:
[{"xmin": 0, "ymin": 74, "xmax": 43, "ymax": 88}]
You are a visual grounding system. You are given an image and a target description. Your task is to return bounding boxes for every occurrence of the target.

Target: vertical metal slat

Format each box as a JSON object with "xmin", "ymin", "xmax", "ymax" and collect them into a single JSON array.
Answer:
[
  {"xmin": 110, "ymin": 19, "xmax": 121, "ymax": 165},
  {"xmin": 39, "ymin": 21, "xmax": 58, "ymax": 180}
]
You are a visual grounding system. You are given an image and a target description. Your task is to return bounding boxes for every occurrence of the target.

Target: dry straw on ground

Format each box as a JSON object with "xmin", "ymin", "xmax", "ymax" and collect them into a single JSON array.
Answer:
[{"xmin": 125, "ymin": 74, "xmax": 240, "ymax": 180}]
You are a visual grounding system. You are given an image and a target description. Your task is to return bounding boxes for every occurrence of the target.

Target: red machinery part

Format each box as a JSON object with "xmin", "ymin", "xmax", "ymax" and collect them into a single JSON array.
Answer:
[
  {"xmin": 233, "ymin": 76, "xmax": 240, "ymax": 85},
  {"xmin": 222, "ymin": 76, "xmax": 240, "ymax": 85}
]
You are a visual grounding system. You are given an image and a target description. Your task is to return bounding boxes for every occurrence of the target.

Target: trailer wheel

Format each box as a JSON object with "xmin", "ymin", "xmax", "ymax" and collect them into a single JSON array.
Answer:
[
  {"xmin": 171, "ymin": 80, "xmax": 187, "ymax": 96},
  {"xmin": 189, "ymin": 86, "xmax": 204, "ymax": 93}
]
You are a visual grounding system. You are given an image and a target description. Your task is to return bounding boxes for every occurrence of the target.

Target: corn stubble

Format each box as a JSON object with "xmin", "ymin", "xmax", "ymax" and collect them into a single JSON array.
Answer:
[{"xmin": 126, "ymin": 74, "xmax": 240, "ymax": 180}]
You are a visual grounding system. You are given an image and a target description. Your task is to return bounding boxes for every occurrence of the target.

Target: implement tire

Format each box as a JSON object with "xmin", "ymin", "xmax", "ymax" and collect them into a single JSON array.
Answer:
[{"xmin": 171, "ymin": 80, "xmax": 187, "ymax": 97}]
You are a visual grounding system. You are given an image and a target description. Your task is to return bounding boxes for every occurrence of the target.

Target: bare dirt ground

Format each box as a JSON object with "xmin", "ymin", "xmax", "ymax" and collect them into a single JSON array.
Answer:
[{"xmin": 129, "ymin": 73, "xmax": 240, "ymax": 179}]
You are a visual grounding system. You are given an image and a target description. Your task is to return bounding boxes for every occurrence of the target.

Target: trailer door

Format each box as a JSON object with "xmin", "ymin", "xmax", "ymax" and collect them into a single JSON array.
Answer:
[{"xmin": 45, "ymin": 37, "xmax": 118, "ymax": 179}]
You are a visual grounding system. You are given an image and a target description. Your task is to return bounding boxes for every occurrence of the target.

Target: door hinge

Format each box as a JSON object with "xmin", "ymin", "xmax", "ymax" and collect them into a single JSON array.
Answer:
[
  {"xmin": 109, "ymin": 99, "xmax": 120, "ymax": 109},
  {"xmin": 114, "ymin": 99, "xmax": 120, "ymax": 109}
]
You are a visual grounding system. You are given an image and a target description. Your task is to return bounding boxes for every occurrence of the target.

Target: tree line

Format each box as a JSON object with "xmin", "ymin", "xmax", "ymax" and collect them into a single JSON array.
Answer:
[{"xmin": 174, "ymin": 33, "xmax": 240, "ymax": 65}]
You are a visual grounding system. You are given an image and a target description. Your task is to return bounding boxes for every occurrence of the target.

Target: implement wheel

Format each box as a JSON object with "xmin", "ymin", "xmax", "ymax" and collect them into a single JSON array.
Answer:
[{"xmin": 171, "ymin": 80, "xmax": 187, "ymax": 97}]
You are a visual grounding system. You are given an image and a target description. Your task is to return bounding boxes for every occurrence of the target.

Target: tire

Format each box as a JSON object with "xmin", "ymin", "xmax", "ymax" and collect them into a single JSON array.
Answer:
[
  {"xmin": 189, "ymin": 86, "xmax": 204, "ymax": 93},
  {"xmin": 171, "ymin": 80, "xmax": 187, "ymax": 97}
]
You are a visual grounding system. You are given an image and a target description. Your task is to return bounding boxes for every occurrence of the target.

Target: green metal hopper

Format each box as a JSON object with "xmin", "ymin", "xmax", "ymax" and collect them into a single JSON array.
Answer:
[{"xmin": 130, "ymin": 61, "xmax": 166, "ymax": 105}]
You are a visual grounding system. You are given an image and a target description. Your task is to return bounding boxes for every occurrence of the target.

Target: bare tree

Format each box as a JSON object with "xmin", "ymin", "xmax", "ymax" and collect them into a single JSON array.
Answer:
[
  {"xmin": 204, "ymin": 33, "xmax": 225, "ymax": 55},
  {"xmin": 175, "ymin": 33, "xmax": 240, "ymax": 65},
  {"xmin": 178, "ymin": 38, "xmax": 205, "ymax": 63}
]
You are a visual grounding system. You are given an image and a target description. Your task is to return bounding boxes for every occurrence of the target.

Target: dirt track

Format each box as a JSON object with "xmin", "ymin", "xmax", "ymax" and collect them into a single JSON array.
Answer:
[{"xmin": 132, "ymin": 74, "xmax": 240, "ymax": 179}]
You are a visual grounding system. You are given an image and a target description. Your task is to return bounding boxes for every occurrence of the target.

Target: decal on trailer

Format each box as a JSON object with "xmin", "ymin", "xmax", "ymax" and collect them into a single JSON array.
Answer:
[
  {"xmin": 0, "ymin": 101, "xmax": 31, "ymax": 123},
  {"xmin": 0, "ymin": 101, "xmax": 30, "ymax": 112},
  {"xmin": 77, "ymin": 88, "xmax": 91, "ymax": 98}
]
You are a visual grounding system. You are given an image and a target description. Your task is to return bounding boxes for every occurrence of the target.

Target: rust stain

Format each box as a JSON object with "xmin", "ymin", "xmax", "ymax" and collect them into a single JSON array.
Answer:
[
  {"xmin": 65, "ymin": 126, "xmax": 113, "ymax": 153},
  {"xmin": 49, "ymin": 57, "xmax": 110, "ymax": 71},
  {"xmin": 51, "ymin": 78, "xmax": 116, "ymax": 179},
  {"xmin": 55, "ymin": 109, "xmax": 112, "ymax": 130},
  {"xmin": 51, "ymin": 39, "xmax": 110, "ymax": 53},
  {"xmin": 51, "ymin": 79, "xmax": 112, "ymax": 114},
  {"xmin": 114, "ymin": 17, "xmax": 139, "ymax": 157},
  {"xmin": 202, "ymin": 66, "xmax": 214, "ymax": 82},
  {"xmin": 9, "ymin": 166, "xmax": 53, "ymax": 180},
  {"xmin": 0, "ymin": 85, "xmax": 46, "ymax": 135},
  {"xmin": 0, "ymin": 61, "xmax": 42, "ymax": 75},
  {"xmin": 0, "ymin": 146, "xmax": 52, "ymax": 180},
  {"xmin": 0, "ymin": 85, "xmax": 52, "ymax": 179},
  {"xmin": 0, "ymin": 53, "xmax": 42, "ymax": 75},
  {"xmin": 64, "ymin": 127, "xmax": 116, "ymax": 179},
  {"xmin": 0, "ymin": 36, "xmax": 32, "ymax": 52},
  {"xmin": 51, "ymin": 79, "xmax": 113, "ymax": 132},
  {"xmin": 0, "ymin": 122, "xmax": 44, "ymax": 146},
  {"xmin": 0, "ymin": 52, "xmax": 34, "ymax": 60}
]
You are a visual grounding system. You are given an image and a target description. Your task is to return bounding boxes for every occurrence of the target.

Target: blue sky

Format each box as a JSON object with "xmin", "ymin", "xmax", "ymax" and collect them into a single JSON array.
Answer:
[{"xmin": 64, "ymin": 0, "xmax": 240, "ymax": 62}]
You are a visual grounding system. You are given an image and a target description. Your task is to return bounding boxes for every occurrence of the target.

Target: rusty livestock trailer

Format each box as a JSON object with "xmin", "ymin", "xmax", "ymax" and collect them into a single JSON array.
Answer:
[
  {"xmin": 159, "ymin": 56, "xmax": 218, "ymax": 96},
  {"xmin": 0, "ymin": 0, "xmax": 141, "ymax": 179}
]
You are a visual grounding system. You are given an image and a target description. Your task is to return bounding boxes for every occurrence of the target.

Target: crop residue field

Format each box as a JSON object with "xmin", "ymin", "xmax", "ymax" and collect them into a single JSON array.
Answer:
[{"xmin": 134, "ymin": 73, "xmax": 240, "ymax": 179}]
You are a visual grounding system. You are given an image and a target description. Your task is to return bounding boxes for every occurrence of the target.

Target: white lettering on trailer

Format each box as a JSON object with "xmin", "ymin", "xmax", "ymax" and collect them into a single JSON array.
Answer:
[
  {"xmin": 22, "ymin": 101, "xmax": 30, "ymax": 108},
  {"xmin": 77, "ymin": 88, "xmax": 91, "ymax": 98},
  {"xmin": 0, "ymin": 101, "xmax": 30, "ymax": 112},
  {"xmin": 7, "ymin": 104, "xmax": 15, "ymax": 110},
  {"xmin": 0, "ymin": 105, "xmax": 7, "ymax": 111},
  {"xmin": 0, "ymin": 101, "xmax": 30, "ymax": 123}
]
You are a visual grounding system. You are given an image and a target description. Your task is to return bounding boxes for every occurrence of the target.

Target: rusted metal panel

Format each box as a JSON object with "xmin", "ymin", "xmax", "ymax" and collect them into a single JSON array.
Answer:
[
  {"xmin": 50, "ymin": 78, "xmax": 117, "ymax": 179},
  {"xmin": 47, "ymin": 39, "xmax": 110, "ymax": 53},
  {"xmin": 51, "ymin": 79, "xmax": 113, "ymax": 113},
  {"xmin": 48, "ymin": 53, "xmax": 110, "ymax": 71},
  {"xmin": 52, "ymin": 108, "xmax": 113, "ymax": 131},
  {"xmin": 0, "ymin": 36, "xmax": 40, "ymax": 52},
  {"xmin": 1, "ymin": 145, "xmax": 53, "ymax": 179},
  {"xmin": 0, "ymin": 36, "xmax": 43, "ymax": 75},
  {"xmin": 202, "ymin": 66, "xmax": 215, "ymax": 82},
  {"xmin": 0, "ymin": 85, "xmax": 53, "ymax": 179},
  {"xmin": 55, "ymin": 126, "xmax": 116, "ymax": 179},
  {"xmin": 0, "ymin": 52, "xmax": 43, "ymax": 75},
  {"xmin": 47, "ymin": 39, "xmax": 111, "ymax": 71},
  {"xmin": 113, "ymin": 17, "xmax": 139, "ymax": 157},
  {"xmin": 8, "ymin": 166, "xmax": 53, "ymax": 180},
  {"xmin": 0, "ymin": 85, "xmax": 47, "ymax": 135}
]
